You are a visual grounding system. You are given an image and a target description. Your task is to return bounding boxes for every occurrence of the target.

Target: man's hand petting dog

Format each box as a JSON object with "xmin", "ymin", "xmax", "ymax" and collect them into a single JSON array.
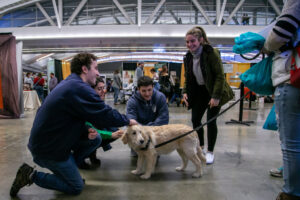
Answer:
[{"xmin": 129, "ymin": 119, "xmax": 138, "ymax": 126}]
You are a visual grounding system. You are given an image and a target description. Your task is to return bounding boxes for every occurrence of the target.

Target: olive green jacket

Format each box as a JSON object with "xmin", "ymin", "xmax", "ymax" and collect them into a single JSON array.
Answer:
[{"xmin": 183, "ymin": 45, "xmax": 233, "ymax": 108}]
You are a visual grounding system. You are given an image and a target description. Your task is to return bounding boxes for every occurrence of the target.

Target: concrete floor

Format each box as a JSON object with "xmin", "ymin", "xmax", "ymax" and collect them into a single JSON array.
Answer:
[{"xmin": 0, "ymin": 97, "xmax": 283, "ymax": 200}]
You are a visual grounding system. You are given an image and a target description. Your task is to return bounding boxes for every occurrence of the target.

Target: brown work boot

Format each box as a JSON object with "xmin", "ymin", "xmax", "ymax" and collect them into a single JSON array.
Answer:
[
  {"xmin": 10, "ymin": 163, "xmax": 34, "ymax": 197},
  {"xmin": 276, "ymin": 192, "xmax": 300, "ymax": 200}
]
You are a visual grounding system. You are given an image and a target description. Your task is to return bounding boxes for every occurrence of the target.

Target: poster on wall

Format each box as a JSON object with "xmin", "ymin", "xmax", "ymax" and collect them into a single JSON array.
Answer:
[{"xmin": 223, "ymin": 64, "xmax": 234, "ymax": 73}]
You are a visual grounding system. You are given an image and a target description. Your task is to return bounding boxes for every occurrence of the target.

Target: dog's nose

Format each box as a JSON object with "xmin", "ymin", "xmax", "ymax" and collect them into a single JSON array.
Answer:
[{"xmin": 140, "ymin": 140, "xmax": 144, "ymax": 144}]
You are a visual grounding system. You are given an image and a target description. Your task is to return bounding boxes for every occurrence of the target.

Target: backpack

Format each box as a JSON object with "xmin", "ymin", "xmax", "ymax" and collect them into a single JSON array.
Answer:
[{"xmin": 290, "ymin": 45, "xmax": 300, "ymax": 89}]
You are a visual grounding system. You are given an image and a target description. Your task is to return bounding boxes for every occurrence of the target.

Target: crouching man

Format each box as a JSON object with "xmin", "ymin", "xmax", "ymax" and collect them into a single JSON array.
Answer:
[{"xmin": 10, "ymin": 53, "xmax": 137, "ymax": 197}]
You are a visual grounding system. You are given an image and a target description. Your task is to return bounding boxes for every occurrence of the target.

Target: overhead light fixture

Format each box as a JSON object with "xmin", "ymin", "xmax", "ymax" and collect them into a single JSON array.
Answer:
[
  {"xmin": 36, "ymin": 53, "xmax": 54, "ymax": 62},
  {"xmin": 97, "ymin": 53, "xmax": 184, "ymax": 63}
]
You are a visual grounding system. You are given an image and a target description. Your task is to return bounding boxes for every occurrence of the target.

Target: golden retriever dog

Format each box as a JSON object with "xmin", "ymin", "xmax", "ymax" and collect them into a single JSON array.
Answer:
[{"xmin": 122, "ymin": 124, "xmax": 206, "ymax": 179}]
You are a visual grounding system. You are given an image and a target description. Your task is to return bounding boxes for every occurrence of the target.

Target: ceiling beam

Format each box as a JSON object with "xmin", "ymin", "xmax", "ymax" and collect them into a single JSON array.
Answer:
[
  {"xmin": 65, "ymin": 0, "xmax": 88, "ymax": 26},
  {"xmin": 218, "ymin": 0, "xmax": 227, "ymax": 26},
  {"xmin": 168, "ymin": 9, "xmax": 181, "ymax": 24},
  {"xmin": 51, "ymin": 0, "xmax": 61, "ymax": 28},
  {"xmin": 137, "ymin": 0, "xmax": 141, "ymax": 26},
  {"xmin": 35, "ymin": 2, "xmax": 56, "ymax": 26},
  {"xmin": 93, "ymin": 17, "xmax": 100, "ymax": 25},
  {"xmin": 0, "ymin": 0, "xmax": 41, "ymax": 15},
  {"xmin": 223, "ymin": 0, "xmax": 245, "ymax": 25},
  {"xmin": 24, "ymin": 15, "xmax": 56, "ymax": 27},
  {"xmin": 145, "ymin": 0, "xmax": 166, "ymax": 24},
  {"xmin": 153, "ymin": 9, "xmax": 164, "ymax": 24},
  {"xmin": 58, "ymin": 0, "xmax": 63, "ymax": 24},
  {"xmin": 113, "ymin": 14, "xmax": 121, "ymax": 24},
  {"xmin": 5, "ymin": 24, "xmax": 263, "ymax": 41},
  {"xmin": 113, "ymin": 0, "xmax": 134, "ymax": 24},
  {"xmin": 216, "ymin": 0, "xmax": 220, "ymax": 23},
  {"xmin": 267, "ymin": 0, "xmax": 281, "ymax": 15},
  {"xmin": 191, "ymin": 0, "xmax": 213, "ymax": 25}
]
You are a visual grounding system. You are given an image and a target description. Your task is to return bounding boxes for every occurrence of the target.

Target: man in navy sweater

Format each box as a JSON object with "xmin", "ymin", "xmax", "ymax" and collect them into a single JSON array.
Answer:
[
  {"xmin": 126, "ymin": 76, "xmax": 169, "ymax": 156},
  {"xmin": 10, "ymin": 53, "xmax": 137, "ymax": 197}
]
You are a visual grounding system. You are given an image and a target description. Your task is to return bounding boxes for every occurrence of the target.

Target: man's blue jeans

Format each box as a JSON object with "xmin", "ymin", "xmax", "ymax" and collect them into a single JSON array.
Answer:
[
  {"xmin": 32, "ymin": 135, "xmax": 101, "ymax": 195},
  {"xmin": 112, "ymin": 87, "xmax": 120, "ymax": 104},
  {"xmin": 275, "ymin": 84, "xmax": 300, "ymax": 197}
]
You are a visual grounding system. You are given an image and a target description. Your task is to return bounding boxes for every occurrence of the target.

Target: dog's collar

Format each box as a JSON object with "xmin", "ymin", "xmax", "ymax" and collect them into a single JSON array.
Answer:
[{"xmin": 140, "ymin": 138, "xmax": 151, "ymax": 151}]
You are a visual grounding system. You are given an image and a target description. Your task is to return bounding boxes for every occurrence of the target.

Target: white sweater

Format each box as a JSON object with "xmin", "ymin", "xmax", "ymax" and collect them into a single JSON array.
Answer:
[{"xmin": 264, "ymin": 0, "xmax": 300, "ymax": 86}]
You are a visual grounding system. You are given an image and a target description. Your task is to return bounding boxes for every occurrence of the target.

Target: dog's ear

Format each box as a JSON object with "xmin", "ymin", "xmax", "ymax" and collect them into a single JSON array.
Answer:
[
  {"xmin": 144, "ymin": 128, "xmax": 156, "ymax": 144},
  {"xmin": 121, "ymin": 131, "xmax": 128, "ymax": 144}
]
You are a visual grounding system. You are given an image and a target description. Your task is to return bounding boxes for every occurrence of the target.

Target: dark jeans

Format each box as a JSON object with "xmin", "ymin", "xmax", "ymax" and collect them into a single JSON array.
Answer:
[
  {"xmin": 191, "ymin": 85, "xmax": 221, "ymax": 152},
  {"xmin": 34, "ymin": 85, "xmax": 44, "ymax": 102},
  {"xmin": 32, "ymin": 135, "xmax": 101, "ymax": 195}
]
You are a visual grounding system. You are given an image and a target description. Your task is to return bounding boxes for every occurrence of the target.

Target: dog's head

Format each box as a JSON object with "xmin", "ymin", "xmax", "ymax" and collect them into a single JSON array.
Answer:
[{"xmin": 122, "ymin": 125, "xmax": 151, "ymax": 150}]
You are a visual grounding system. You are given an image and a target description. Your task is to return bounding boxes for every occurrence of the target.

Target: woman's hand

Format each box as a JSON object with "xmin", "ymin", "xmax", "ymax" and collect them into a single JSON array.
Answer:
[
  {"xmin": 208, "ymin": 98, "xmax": 220, "ymax": 108},
  {"xmin": 88, "ymin": 128, "xmax": 98, "ymax": 140},
  {"xmin": 111, "ymin": 130, "xmax": 124, "ymax": 139},
  {"xmin": 183, "ymin": 93, "xmax": 189, "ymax": 107}
]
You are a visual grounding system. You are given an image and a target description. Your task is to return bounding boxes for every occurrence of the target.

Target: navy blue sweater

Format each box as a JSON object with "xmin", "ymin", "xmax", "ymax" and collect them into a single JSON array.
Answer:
[
  {"xmin": 28, "ymin": 73, "xmax": 129, "ymax": 161},
  {"xmin": 126, "ymin": 89, "xmax": 169, "ymax": 126}
]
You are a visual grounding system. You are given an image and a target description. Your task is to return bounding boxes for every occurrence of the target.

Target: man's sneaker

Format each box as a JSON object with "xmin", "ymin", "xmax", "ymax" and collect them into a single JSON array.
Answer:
[
  {"xmin": 89, "ymin": 150, "xmax": 101, "ymax": 166},
  {"xmin": 269, "ymin": 166, "xmax": 283, "ymax": 178},
  {"xmin": 206, "ymin": 152, "xmax": 214, "ymax": 164},
  {"xmin": 10, "ymin": 163, "xmax": 34, "ymax": 197},
  {"xmin": 78, "ymin": 161, "xmax": 92, "ymax": 170}
]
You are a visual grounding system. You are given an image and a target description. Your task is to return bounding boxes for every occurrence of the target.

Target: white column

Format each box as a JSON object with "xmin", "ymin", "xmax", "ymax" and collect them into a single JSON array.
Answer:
[{"xmin": 16, "ymin": 41, "xmax": 24, "ymax": 117}]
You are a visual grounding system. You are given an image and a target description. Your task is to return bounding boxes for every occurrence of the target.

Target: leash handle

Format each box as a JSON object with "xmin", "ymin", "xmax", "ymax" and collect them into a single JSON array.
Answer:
[{"xmin": 155, "ymin": 91, "xmax": 251, "ymax": 148}]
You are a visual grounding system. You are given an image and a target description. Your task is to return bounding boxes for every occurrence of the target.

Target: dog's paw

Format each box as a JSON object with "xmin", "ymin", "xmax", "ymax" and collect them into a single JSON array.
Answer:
[
  {"xmin": 192, "ymin": 172, "xmax": 202, "ymax": 178},
  {"xmin": 175, "ymin": 166, "xmax": 185, "ymax": 172},
  {"xmin": 140, "ymin": 174, "xmax": 151, "ymax": 179},
  {"xmin": 131, "ymin": 170, "xmax": 142, "ymax": 175}
]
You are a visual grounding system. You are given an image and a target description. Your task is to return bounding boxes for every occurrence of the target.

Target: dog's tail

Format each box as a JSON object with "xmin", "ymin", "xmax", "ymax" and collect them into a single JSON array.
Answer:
[{"xmin": 197, "ymin": 147, "xmax": 206, "ymax": 164}]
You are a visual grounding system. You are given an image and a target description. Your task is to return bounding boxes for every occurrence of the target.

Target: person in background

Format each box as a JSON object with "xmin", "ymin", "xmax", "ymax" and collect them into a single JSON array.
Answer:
[
  {"xmin": 24, "ymin": 72, "xmax": 33, "ymax": 89},
  {"xmin": 112, "ymin": 69, "xmax": 122, "ymax": 105},
  {"xmin": 126, "ymin": 76, "xmax": 169, "ymax": 156},
  {"xmin": 264, "ymin": 0, "xmax": 300, "ymax": 199},
  {"xmin": 169, "ymin": 77, "xmax": 182, "ymax": 106},
  {"xmin": 150, "ymin": 68, "xmax": 160, "ymax": 90},
  {"xmin": 49, "ymin": 72, "xmax": 58, "ymax": 92},
  {"xmin": 33, "ymin": 73, "xmax": 45, "ymax": 102},
  {"xmin": 134, "ymin": 62, "xmax": 144, "ymax": 88},
  {"xmin": 10, "ymin": 53, "xmax": 137, "ymax": 197},
  {"xmin": 159, "ymin": 65, "xmax": 172, "ymax": 104},
  {"xmin": 124, "ymin": 78, "xmax": 134, "ymax": 95},
  {"xmin": 83, "ymin": 77, "xmax": 125, "ymax": 168},
  {"xmin": 106, "ymin": 79, "xmax": 112, "ymax": 92},
  {"xmin": 183, "ymin": 26, "xmax": 233, "ymax": 165}
]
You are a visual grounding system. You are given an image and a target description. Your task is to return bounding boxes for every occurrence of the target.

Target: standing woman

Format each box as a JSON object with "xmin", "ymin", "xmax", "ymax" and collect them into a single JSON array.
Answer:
[
  {"xmin": 159, "ymin": 65, "xmax": 171, "ymax": 103},
  {"xmin": 183, "ymin": 26, "xmax": 233, "ymax": 164},
  {"xmin": 24, "ymin": 72, "xmax": 33, "ymax": 89},
  {"xmin": 33, "ymin": 73, "xmax": 45, "ymax": 102},
  {"xmin": 112, "ymin": 69, "xmax": 122, "ymax": 105}
]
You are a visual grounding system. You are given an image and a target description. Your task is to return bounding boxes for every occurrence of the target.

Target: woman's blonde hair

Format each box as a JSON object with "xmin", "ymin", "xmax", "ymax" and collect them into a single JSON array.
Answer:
[{"xmin": 186, "ymin": 26, "xmax": 210, "ymax": 45}]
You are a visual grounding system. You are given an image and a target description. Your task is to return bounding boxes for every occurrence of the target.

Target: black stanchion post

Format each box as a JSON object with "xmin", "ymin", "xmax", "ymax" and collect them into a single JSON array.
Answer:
[
  {"xmin": 226, "ymin": 82, "xmax": 254, "ymax": 126},
  {"xmin": 244, "ymin": 91, "xmax": 257, "ymax": 110},
  {"xmin": 244, "ymin": 62, "xmax": 257, "ymax": 111}
]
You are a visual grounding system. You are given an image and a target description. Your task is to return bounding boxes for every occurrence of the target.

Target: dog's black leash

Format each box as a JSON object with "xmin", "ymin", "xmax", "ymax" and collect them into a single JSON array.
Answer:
[{"xmin": 154, "ymin": 91, "xmax": 251, "ymax": 149}]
